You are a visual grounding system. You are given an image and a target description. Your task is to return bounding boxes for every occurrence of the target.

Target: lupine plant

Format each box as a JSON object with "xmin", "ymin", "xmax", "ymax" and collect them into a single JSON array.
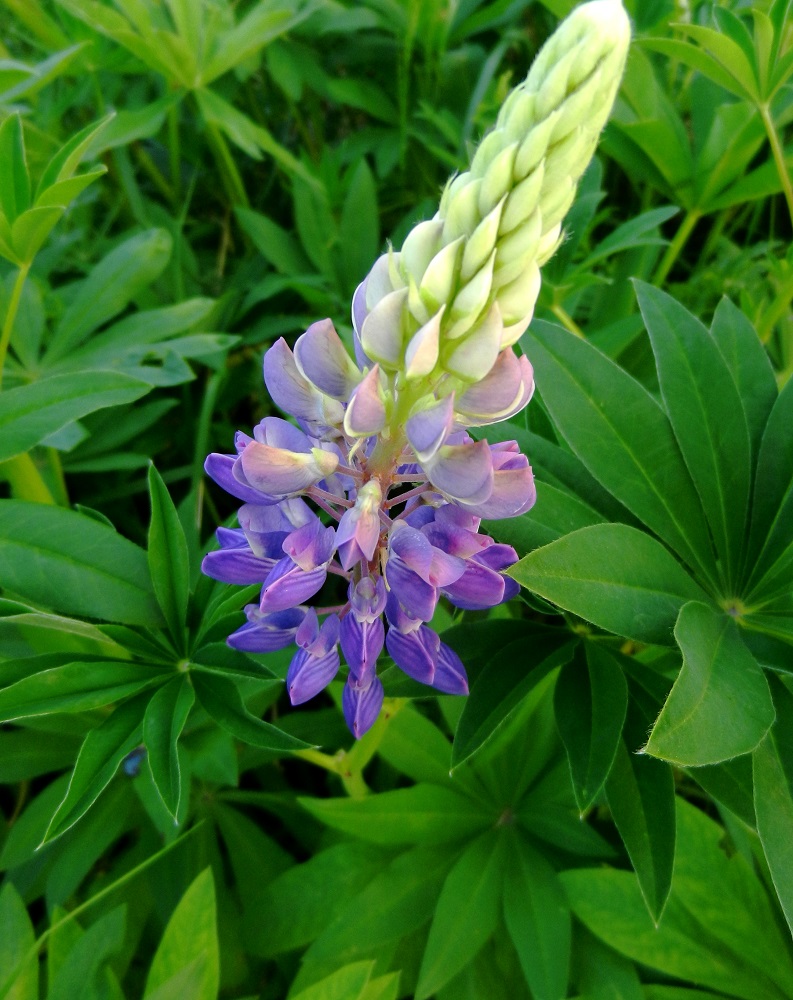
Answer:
[{"xmin": 1, "ymin": 0, "xmax": 793, "ymax": 998}]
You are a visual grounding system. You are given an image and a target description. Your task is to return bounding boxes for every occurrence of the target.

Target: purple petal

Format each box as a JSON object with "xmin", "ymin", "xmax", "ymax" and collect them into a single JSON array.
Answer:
[
  {"xmin": 442, "ymin": 561, "xmax": 505, "ymax": 611},
  {"xmin": 473, "ymin": 543, "xmax": 519, "ymax": 572},
  {"xmin": 389, "ymin": 524, "xmax": 433, "ymax": 578},
  {"xmin": 456, "ymin": 449, "xmax": 536, "ymax": 519},
  {"xmin": 340, "ymin": 614, "xmax": 385, "ymax": 684},
  {"xmin": 385, "ymin": 590, "xmax": 423, "ymax": 634},
  {"xmin": 406, "ymin": 394, "xmax": 455, "ymax": 464},
  {"xmin": 252, "ymin": 416, "xmax": 313, "ymax": 453},
  {"xmin": 202, "ymin": 547, "xmax": 275, "ymax": 585},
  {"xmin": 259, "ymin": 557, "xmax": 327, "ymax": 613},
  {"xmin": 342, "ymin": 675, "xmax": 385, "ymax": 738},
  {"xmin": 385, "ymin": 557, "xmax": 438, "ymax": 621},
  {"xmin": 423, "ymin": 439, "xmax": 494, "ymax": 504},
  {"xmin": 283, "ymin": 518, "xmax": 336, "ymax": 571},
  {"xmin": 287, "ymin": 646, "xmax": 340, "ymax": 705},
  {"xmin": 350, "ymin": 575, "xmax": 387, "ymax": 622},
  {"xmin": 228, "ymin": 606, "xmax": 306, "ymax": 652},
  {"xmin": 433, "ymin": 641, "xmax": 469, "ymax": 694},
  {"xmin": 205, "ymin": 453, "xmax": 275, "ymax": 505},
  {"xmin": 263, "ymin": 338, "xmax": 344, "ymax": 425},
  {"xmin": 343, "ymin": 365, "xmax": 386, "ymax": 437},
  {"xmin": 294, "ymin": 318, "xmax": 361, "ymax": 400},
  {"xmin": 386, "ymin": 625, "xmax": 439, "ymax": 685},
  {"xmin": 455, "ymin": 350, "xmax": 534, "ymax": 425}
]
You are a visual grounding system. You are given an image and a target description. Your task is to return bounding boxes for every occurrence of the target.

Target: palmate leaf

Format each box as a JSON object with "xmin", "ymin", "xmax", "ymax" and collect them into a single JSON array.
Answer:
[
  {"xmin": 143, "ymin": 676, "xmax": 194, "ymax": 821},
  {"xmin": 646, "ymin": 602, "xmax": 775, "ymax": 766},
  {"xmin": 637, "ymin": 282, "xmax": 752, "ymax": 591},
  {"xmin": 147, "ymin": 465, "xmax": 190, "ymax": 647},
  {"xmin": 522, "ymin": 320, "xmax": 716, "ymax": 586}
]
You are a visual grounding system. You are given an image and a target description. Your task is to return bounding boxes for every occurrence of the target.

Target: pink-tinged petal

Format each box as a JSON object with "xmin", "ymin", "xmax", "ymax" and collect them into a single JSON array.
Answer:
[
  {"xmin": 336, "ymin": 480, "xmax": 382, "ymax": 570},
  {"xmin": 205, "ymin": 453, "xmax": 275, "ymax": 505},
  {"xmin": 295, "ymin": 318, "xmax": 362, "ymax": 400},
  {"xmin": 252, "ymin": 416, "xmax": 312, "ymax": 453},
  {"xmin": 283, "ymin": 518, "xmax": 336, "ymax": 571},
  {"xmin": 404, "ymin": 307, "xmax": 443, "ymax": 380},
  {"xmin": 422, "ymin": 520, "xmax": 490, "ymax": 560},
  {"xmin": 386, "ymin": 625, "xmax": 439, "ymax": 685},
  {"xmin": 342, "ymin": 675, "xmax": 384, "ymax": 738},
  {"xmin": 456, "ymin": 452, "xmax": 536, "ymax": 519},
  {"xmin": 238, "ymin": 440, "xmax": 339, "ymax": 496},
  {"xmin": 423, "ymin": 439, "xmax": 494, "ymax": 505},
  {"xmin": 406, "ymin": 394, "xmax": 455, "ymax": 464},
  {"xmin": 350, "ymin": 576, "xmax": 387, "ymax": 622},
  {"xmin": 228, "ymin": 606, "xmax": 305, "ymax": 653},
  {"xmin": 287, "ymin": 646, "xmax": 340, "ymax": 705},
  {"xmin": 360, "ymin": 287, "xmax": 408, "ymax": 369},
  {"xmin": 455, "ymin": 349, "xmax": 534, "ymax": 425},
  {"xmin": 263, "ymin": 338, "xmax": 344, "ymax": 425},
  {"xmin": 433, "ymin": 641, "xmax": 469, "ymax": 694},
  {"xmin": 340, "ymin": 614, "xmax": 385, "ymax": 684},
  {"xmin": 343, "ymin": 365, "xmax": 386, "ymax": 438},
  {"xmin": 442, "ymin": 560, "xmax": 505, "ymax": 610},
  {"xmin": 259, "ymin": 557, "xmax": 327, "ymax": 613}
]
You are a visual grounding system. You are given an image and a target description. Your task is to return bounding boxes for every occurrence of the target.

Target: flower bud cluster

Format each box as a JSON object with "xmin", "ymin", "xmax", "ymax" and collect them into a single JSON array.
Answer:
[{"xmin": 202, "ymin": 0, "xmax": 629, "ymax": 737}]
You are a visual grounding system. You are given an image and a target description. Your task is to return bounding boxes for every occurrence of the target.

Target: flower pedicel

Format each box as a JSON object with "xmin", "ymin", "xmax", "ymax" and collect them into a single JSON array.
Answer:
[{"xmin": 203, "ymin": 0, "xmax": 631, "ymax": 736}]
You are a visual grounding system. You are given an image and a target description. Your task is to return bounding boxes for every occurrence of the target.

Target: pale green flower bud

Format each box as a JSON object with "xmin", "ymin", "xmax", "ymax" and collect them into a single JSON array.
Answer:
[
  {"xmin": 361, "ymin": 287, "xmax": 407, "ymax": 369},
  {"xmin": 443, "ymin": 304, "xmax": 503, "ymax": 380},
  {"xmin": 404, "ymin": 307, "xmax": 444, "ymax": 380}
]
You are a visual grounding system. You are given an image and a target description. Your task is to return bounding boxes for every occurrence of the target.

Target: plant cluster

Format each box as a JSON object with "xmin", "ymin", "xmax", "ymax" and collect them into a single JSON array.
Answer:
[{"xmin": 0, "ymin": 1, "xmax": 792, "ymax": 999}]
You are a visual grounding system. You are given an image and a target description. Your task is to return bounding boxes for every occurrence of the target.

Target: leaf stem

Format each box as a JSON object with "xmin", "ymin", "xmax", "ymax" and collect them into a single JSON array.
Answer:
[
  {"xmin": 0, "ymin": 262, "xmax": 30, "ymax": 390},
  {"xmin": 0, "ymin": 453, "xmax": 57, "ymax": 504},
  {"xmin": 759, "ymin": 101, "xmax": 793, "ymax": 229},
  {"xmin": 550, "ymin": 302, "xmax": 585, "ymax": 338},
  {"xmin": 652, "ymin": 208, "xmax": 701, "ymax": 286}
]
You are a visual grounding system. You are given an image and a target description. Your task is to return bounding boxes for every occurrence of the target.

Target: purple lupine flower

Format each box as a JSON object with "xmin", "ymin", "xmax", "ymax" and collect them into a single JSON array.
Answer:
[{"xmin": 202, "ymin": 320, "xmax": 534, "ymax": 738}]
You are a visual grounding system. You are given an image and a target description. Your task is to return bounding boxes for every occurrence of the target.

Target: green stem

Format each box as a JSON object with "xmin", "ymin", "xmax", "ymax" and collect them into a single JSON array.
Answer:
[
  {"xmin": 550, "ymin": 302, "xmax": 585, "ymax": 338},
  {"xmin": 759, "ymin": 101, "xmax": 793, "ymax": 230},
  {"xmin": 0, "ymin": 454, "xmax": 57, "ymax": 504},
  {"xmin": 168, "ymin": 102, "xmax": 181, "ymax": 205},
  {"xmin": 46, "ymin": 447, "xmax": 69, "ymax": 505},
  {"xmin": 757, "ymin": 266, "xmax": 793, "ymax": 344},
  {"xmin": 0, "ymin": 262, "xmax": 30, "ymax": 390},
  {"xmin": 203, "ymin": 117, "xmax": 249, "ymax": 208},
  {"xmin": 652, "ymin": 208, "xmax": 701, "ymax": 286},
  {"xmin": 0, "ymin": 824, "xmax": 203, "ymax": 999}
]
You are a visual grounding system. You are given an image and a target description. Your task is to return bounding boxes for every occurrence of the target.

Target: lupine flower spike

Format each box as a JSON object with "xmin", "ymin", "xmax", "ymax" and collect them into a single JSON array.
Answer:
[{"xmin": 203, "ymin": 0, "xmax": 631, "ymax": 737}]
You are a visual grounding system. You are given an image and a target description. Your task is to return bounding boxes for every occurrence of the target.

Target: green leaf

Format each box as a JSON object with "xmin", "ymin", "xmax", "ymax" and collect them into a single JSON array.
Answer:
[
  {"xmin": 0, "ymin": 882, "xmax": 37, "ymax": 1000},
  {"xmin": 0, "ymin": 501, "xmax": 163, "ymax": 626},
  {"xmin": 0, "ymin": 371, "xmax": 149, "ymax": 463},
  {"xmin": 192, "ymin": 672, "xmax": 308, "ymax": 752},
  {"xmin": 299, "ymin": 784, "xmax": 493, "ymax": 847},
  {"xmin": 10, "ymin": 206, "xmax": 65, "ymax": 263},
  {"xmin": 44, "ymin": 694, "xmax": 148, "ymax": 843},
  {"xmin": 555, "ymin": 643, "xmax": 628, "ymax": 811},
  {"xmin": 509, "ymin": 524, "xmax": 708, "ymax": 646},
  {"xmin": 415, "ymin": 831, "xmax": 506, "ymax": 999},
  {"xmin": 0, "ymin": 114, "xmax": 30, "ymax": 222},
  {"xmin": 234, "ymin": 206, "xmax": 311, "ymax": 276},
  {"xmin": 143, "ymin": 677, "xmax": 194, "ymax": 820},
  {"xmin": 482, "ymin": 478, "xmax": 605, "ymax": 552},
  {"xmin": 754, "ymin": 676, "xmax": 793, "ymax": 935},
  {"xmin": 645, "ymin": 602, "xmax": 775, "ymax": 766},
  {"xmin": 503, "ymin": 832, "xmax": 570, "ymax": 1000},
  {"xmin": 452, "ymin": 634, "xmax": 575, "ymax": 769},
  {"xmin": 36, "ymin": 114, "xmax": 113, "ymax": 194},
  {"xmin": 523, "ymin": 321, "xmax": 714, "ymax": 583},
  {"xmin": 605, "ymin": 686, "xmax": 676, "ymax": 923},
  {"xmin": 147, "ymin": 464, "xmax": 190, "ymax": 644},
  {"xmin": 377, "ymin": 706, "xmax": 453, "ymax": 785},
  {"xmin": 144, "ymin": 869, "xmax": 219, "ymax": 1000},
  {"xmin": 45, "ymin": 229, "xmax": 173, "ymax": 363},
  {"xmin": 47, "ymin": 906, "xmax": 126, "ymax": 1000},
  {"xmin": 0, "ymin": 660, "xmax": 161, "ymax": 721},
  {"xmin": 290, "ymin": 962, "xmax": 376, "ymax": 1000},
  {"xmin": 34, "ymin": 166, "xmax": 106, "ymax": 210},
  {"xmin": 747, "ymin": 376, "xmax": 793, "ymax": 600},
  {"xmin": 339, "ymin": 160, "xmax": 378, "ymax": 291},
  {"xmin": 710, "ymin": 297, "xmax": 777, "ymax": 472},
  {"xmin": 636, "ymin": 281, "xmax": 751, "ymax": 588}
]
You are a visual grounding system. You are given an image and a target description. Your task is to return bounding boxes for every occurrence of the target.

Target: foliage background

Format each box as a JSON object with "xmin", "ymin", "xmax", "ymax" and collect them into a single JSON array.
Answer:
[{"xmin": 0, "ymin": 0, "xmax": 792, "ymax": 998}]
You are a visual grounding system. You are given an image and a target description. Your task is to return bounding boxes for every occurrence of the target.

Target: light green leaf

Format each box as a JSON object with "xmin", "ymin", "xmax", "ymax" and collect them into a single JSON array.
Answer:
[
  {"xmin": 523, "ymin": 320, "xmax": 714, "ymax": 583},
  {"xmin": 44, "ymin": 694, "xmax": 148, "ymax": 843},
  {"xmin": 0, "ymin": 883, "xmax": 37, "ymax": 1000},
  {"xmin": 509, "ymin": 524, "xmax": 708, "ymax": 646},
  {"xmin": 10, "ymin": 205, "xmax": 64, "ymax": 263},
  {"xmin": 637, "ymin": 281, "xmax": 751, "ymax": 589},
  {"xmin": 299, "ymin": 784, "xmax": 493, "ymax": 847},
  {"xmin": 144, "ymin": 869, "xmax": 219, "ymax": 1000},
  {"xmin": 46, "ymin": 229, "xmax": 172, "ymax": 363},
  {"xmin": 36, "ymin": 113, "xmax": 113, "ymax": 194},
  {"xmin": 34, "ymin": 166, "xmax": 106, "ymax": 210},
  {"xmin": 645, "ymin": 602, "xmax": 775, "ymax": 766},
  {"xmin": 47, "ymin": 906, "xmax": 126, "ymax": 1000},
  {"xmin": 0, "ymin": 371, "xmax": 149, "ymax": 463},
  {"xmin": 147, "ymin": 464, "xmax": 190, "ymax": 643},
  {"xmin": 555, "ymin": 643, "xmax": 628, "ymax": 811},
  {"xmin": 415, "ymin": 831, "xmax": 506, "ymax": 999},
  {"xmin": 503, "ymin": 832, "xmax": 570, "ymax": 1000},
  {"xmin": 0, "ymin": 114, "xmax": 30, "ymax": 222},
  {"xmin": 290, "ymin": 961, "xmax": 375, "ymax": 1000},
  {"xmin": 143, "ymin": 677, "xmax": 194, "ymax": 820}
]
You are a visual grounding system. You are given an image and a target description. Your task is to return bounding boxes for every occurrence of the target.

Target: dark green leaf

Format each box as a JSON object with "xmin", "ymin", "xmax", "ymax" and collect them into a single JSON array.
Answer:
[
  {"xmin": 637, "ymin": 281, "xmax": 751, "ymax": 588},
  {"xmin": 192, "ymin": 672, "xmax": 308, "ymax": 752},
  {"xmin": 483, "ymin": 479, "xmax": 605, "ymax": 553},
  {"xmin": 555, "ymin": 643, "xmax": 628, "ymax": 811},
  {"xmin": 147, "ymin": 464, "xmax": 190, "ymax": 645},
  {"xmin": 47, "ymin": 906, "xmax": 126, "ymax": 1000},
  {"xmin": 0, "ymin": 501, "xmax": 163, "ymax": 626},
  {"xmin": 340, "ymin": 160, "xmax": 378, "ymax": 291},
  {"xmin": 523, "ymin": 320, "xmax": 714, "ymax": 583},
  {"xmin": 509, "ymin": 524, "xmax": 708, "ymax": 645},
  {"xmin": 415, "ymin": 831, "xmax": 506, "ymax": 999},
  {"xmin": 645, "ymin": 602, "xmax": 775, "ymax": 766},
  {"xmin": 0, "ymin": 882, "xmax": 37, "ymax": 1000},
  {"xmin": 143, "ymin": 676, "xmax": 194, "ymax": 820}
]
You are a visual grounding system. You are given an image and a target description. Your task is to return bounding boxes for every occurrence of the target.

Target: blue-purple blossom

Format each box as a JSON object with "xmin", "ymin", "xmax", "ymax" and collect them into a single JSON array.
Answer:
[{"xmin": 203, "ymin": 317, "xmax": 535, "ymax": 738}]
